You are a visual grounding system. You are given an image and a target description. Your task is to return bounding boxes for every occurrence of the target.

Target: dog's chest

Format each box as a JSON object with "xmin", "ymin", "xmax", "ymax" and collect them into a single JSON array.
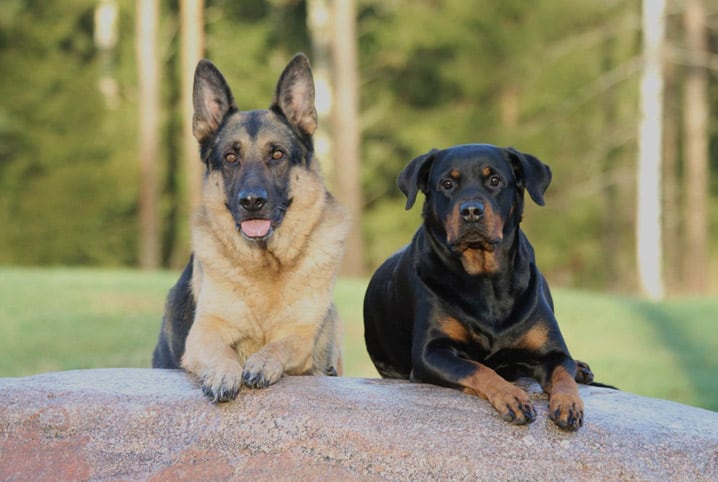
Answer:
[
  {"xmin": 198, "ymin": 249, "xmax": 331, "ymax": 329},
  {"xmin": 439, "ymin": 291, "xmax": 528, "ymax": 354}
]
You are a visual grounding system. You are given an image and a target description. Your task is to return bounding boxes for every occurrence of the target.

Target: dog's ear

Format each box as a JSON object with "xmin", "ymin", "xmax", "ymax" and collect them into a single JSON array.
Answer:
[
  {"xmin": 271, "ymin": 53, "xmax": 317, "ymax": 137},
  {"xmin": 505, "ymin": 147, "xmax": 552, "ymax": 206},
  {"xmin": 192, "ymin": 59, "xmax": 236, "ymax": 143},
  {"xmin": 397, "ymin": 149, "xmax": 438, "ymax": 210}
]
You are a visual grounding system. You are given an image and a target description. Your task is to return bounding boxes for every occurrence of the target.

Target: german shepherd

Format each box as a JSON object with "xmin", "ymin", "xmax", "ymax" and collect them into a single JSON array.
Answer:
[{"xmin": 152, "ymin": 54, "xmax": 349, "ymax": 403}]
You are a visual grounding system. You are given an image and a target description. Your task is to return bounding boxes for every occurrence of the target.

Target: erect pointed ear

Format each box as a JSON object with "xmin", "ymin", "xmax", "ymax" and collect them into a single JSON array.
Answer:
[
  {"xmin": 192, "ymin": 59, "xmax": 236, "ymax": 143},
  {"xmin": 505, "ymin": 147, "xmax": 552, "ymax": 206},
  {"xmin": 397, "ymin": 149, "xmax": 439, "ymax": 210},
  {"xmin": 271, "ymin": 53, "xmax": 317, "ymax": 136}
]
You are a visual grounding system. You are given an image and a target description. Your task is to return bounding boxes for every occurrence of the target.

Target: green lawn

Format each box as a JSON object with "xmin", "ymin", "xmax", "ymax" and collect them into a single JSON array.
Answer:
[{"xmin": 0, "ymin": 268, "xmax": 716, "ymax": 412}]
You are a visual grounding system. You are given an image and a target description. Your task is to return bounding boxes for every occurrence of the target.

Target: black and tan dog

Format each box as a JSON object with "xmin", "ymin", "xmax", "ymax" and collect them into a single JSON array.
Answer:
[
  {"xmin": 364, "ymin": 144, "xmax": 589, "ymax": 430},
  {"xmin": 152, "ymin": 54, "xmax": 348, "ymax": 403}
]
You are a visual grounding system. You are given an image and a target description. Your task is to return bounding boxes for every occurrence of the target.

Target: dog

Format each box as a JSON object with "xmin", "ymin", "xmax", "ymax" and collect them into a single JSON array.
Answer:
[
  {"xmin": 152, "ymin": 53, "xmax": 349, "ymax": 403},
  {"xmin": 363, "ymin": 144, "xmax": 589, "ymax": 430}
]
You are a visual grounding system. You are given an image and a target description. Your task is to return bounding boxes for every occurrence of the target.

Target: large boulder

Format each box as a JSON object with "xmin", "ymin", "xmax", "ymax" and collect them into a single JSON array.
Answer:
[{"xmin": 0, "ymin": 368, "xmax": 716, "ymax": 481}]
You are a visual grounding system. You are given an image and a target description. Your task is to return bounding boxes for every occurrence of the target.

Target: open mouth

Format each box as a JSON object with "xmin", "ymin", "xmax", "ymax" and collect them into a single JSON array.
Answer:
[
  {"xmin": 228, "ymin": 199, "xmax": 291, "ymax": 242},
  {"xmin": 237, "ymin": 219, "xmax": 273, "ymax": 240}
]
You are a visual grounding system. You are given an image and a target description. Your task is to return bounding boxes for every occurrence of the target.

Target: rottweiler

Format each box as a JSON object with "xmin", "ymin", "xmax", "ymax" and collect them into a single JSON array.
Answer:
[
  {"xmin": 152, "ymin": 54, "xmax": 349, "ymax": 403},
  {"xmin": 363, "ymin": 144, "xmax": 589, "ymax": 430}
]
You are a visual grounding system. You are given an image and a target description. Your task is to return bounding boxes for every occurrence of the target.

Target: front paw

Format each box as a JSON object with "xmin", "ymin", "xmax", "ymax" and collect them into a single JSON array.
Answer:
[
  {"xmin": 488, "ymin": 385, "xmax": 536, "ymax": 425},
  {"xmin": 191, "ymin": 361, "xmax": 243, "ymax": 403},
  {"xmin": 549, "ymin": 392, "xmax": 584, "ymax": 430},
  {"xmin": 242, "ymin": 352, "xmax": 284, "ymax": 388}
]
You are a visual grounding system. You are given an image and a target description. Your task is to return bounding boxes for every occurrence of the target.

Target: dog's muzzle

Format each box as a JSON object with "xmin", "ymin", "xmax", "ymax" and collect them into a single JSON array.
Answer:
[
  {"xmin": 231, "ymin": 188, "xmax": 274, "ymax": 240},
  {"xmin": 446, "ymin": 199, "xmax": 503, "ymax": 252}
]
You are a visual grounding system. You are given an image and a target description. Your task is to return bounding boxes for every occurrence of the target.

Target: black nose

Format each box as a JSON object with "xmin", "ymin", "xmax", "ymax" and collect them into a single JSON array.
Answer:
[
  {"xmin": 460, "ymin": 201, "xmax": 484, "ymax": 222},
  {"xmin": 238, "ymin": 189, "xmax": 268, "ymax": 212}
]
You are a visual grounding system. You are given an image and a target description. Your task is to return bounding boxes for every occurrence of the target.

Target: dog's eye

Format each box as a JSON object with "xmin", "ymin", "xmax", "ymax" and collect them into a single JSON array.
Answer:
[
  {"xmin": 225, "ymin": 152, "xmax": 238, "ymax": 164},
  {"xmin": 440, "ymin": 179, "xmax": 454, "ymax": 190},
  {"xmin": 271, "ymin": 149, "xmax": 285, "ymax": 161},
  {"xmin": 488, "ymin": 175, "xmax": 502, "ymax": 188}
]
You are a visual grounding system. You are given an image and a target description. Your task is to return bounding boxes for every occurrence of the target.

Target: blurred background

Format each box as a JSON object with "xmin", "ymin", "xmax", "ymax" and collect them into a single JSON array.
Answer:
[{"xmin": 0, "ymin": 0, "xmax": 716, "ymax": 410}]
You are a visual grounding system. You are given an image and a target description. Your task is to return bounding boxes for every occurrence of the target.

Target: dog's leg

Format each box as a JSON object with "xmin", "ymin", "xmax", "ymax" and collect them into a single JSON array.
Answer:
[
  {"xmin": 545, "ymin": 365, "xmax": 584, "ymax": 431},
  {"xmin": 414, "ymin": 316, "xmax": 536, "ymax": 424},
  {"xmin": 458, "ymin": 362, "xmax": 537, "ymax": 425},
  {"xmin": 181, "ymin": 315, "xmax": 243, "ymax": 403},
  {"xmin": 415, "ymin": 350, "xmax": 536, "ymax": 424},
  {"xmin": 311, "ymin": 304, "xmax": 343, "ymax": 377},
  {"xmin": 242, "ymin": 323, "xmax": 318, "ymax": 388}
]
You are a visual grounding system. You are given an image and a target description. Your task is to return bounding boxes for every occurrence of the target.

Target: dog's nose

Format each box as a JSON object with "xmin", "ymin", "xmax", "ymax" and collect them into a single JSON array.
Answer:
[
  {"xmin": 460, "ymin": 201, "xmax": 484, "ymax": 222},
  {"xmin": 238, "ymin": 189, "xmax": 268, "ymax": 212}
]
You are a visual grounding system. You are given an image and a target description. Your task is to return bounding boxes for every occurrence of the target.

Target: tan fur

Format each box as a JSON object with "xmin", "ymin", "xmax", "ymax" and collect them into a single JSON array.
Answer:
[
  {"xmin": 437, "ymin": 316, "xmax": 470, "ymax": 344},
  {"xmin": 444, "ymin": 201, "xmax": 505, "ymax": 276},
  {"xmin": 460, "ymin": 249, "xmax": 500, "ymax": 276},
  {"xmin": 516, "ymin": 324, "xmax": 549, "ymax": 351},
  {"xmin": 546, "ymin": 365, "xmax": 584, "ymax": 428},
  {"xmin": 459, "ymin": 361, "xmax": 535, "ymax": 424},
  {"xmin": 181, "ymin": 161, "xmax": 349, "ymax": 391}
]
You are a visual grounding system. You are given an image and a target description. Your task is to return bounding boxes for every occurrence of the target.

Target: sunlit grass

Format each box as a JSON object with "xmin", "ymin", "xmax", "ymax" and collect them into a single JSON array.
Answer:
[{"xmin": 0, "ymin": 268, "xmax": 715, "ymax": 411}]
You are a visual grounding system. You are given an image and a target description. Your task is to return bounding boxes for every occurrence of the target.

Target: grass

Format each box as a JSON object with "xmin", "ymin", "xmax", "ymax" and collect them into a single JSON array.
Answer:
[{"xmin": 0, "ymin": 267, "xmax": 716, "ymax": 412}]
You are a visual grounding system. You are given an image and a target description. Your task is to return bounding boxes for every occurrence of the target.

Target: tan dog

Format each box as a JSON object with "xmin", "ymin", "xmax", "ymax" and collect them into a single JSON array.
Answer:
[{"xmin": 152, "ymin": 53, "xmax": 349, "ymax": 402}]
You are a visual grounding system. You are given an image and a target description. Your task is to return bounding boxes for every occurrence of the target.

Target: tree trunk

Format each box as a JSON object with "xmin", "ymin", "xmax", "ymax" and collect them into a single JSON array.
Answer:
[
  {"xmin": 331, "ymin": 0, "xmax": 364, "ymax": 276},
  {"xmin": 635, "ymin": 0, "xmax": 666, "ymax": 299},
  {"xmin": 136, "ymin": 0, "xmax": 161, "ymax": 269},
  {"xmin": 181, "ymin": 0, "xmax": 204, "ymax": 214},
  {"xmin": 681, "ymin": 0, "xmax": 709, "ymax": 294},
  {"xmin": 662, "ymin": 57, "xmax": 681, "ymax": 295},
  {"xmin": 171, "ymin": 0, "xmax": 205, "ymax": 267},
  {"xmin": 307, "ymin": 0, "xmax": 334, "ymax": 183}
]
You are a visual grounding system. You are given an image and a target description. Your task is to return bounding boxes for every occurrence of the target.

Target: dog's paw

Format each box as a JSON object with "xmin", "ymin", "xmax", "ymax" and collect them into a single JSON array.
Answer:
[
  {"xmin": 242, "ymin": 352, "xmax": 284, "ymax": 389},
  {"xmin": 488, "ymin": 386, "xmax": 536, "ymax": 425},
  {"xmin": 549, "ymin": 392, "xmax": 584, "ymax": 431},
  {"xmin": 574, "ymin": 360, "xmax": 594, "ymax": 385},
  {"xmin": 197, "ymin": 362, "xmax": 244, "ymax": 403}
]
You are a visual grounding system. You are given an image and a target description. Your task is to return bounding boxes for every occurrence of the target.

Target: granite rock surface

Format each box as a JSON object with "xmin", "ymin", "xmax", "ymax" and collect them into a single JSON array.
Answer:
[{"xmin": 1, "ymin": 368, "xmax": 717, "ymax": 481}]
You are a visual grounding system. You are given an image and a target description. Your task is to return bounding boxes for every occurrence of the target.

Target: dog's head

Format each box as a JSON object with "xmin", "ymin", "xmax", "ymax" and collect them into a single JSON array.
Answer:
[
  {"xmin": 398, "ymin": 144, "xmax": 551, "ymax": 275},
  {"xmin": 191, "ymin": 54, "xmax": 317, "ymax": 242}
]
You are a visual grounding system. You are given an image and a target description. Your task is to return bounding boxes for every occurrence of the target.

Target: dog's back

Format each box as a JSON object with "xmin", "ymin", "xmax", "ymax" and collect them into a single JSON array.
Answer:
[
  {"xmin": 364, "ymin": 247, "xmax": 414, "ymax": 379},
  {"xmin": 152, "ymin": 258, "xmax": 195, "ymax": 369}
]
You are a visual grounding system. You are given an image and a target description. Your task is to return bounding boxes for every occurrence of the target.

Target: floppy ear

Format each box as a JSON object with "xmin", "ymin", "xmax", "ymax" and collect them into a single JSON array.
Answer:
[
  {"xmin": 271, "ymin": 53, "xmax": 317, "ymax": 137},
  {"xmin": 192, "ymin": 59, "xmax": 236, "ymax": 143},
  {"xmin": 505, "ymin": 147, "xmax": 552, "ymax": 206},
  {"xmin": 397, "ymin": 149, "xmax": 438, "ymax": 210}
]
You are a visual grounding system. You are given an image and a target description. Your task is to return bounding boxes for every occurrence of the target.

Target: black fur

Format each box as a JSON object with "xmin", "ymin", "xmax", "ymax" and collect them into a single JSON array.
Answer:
[
  {"xmin": 364, "ymin": 144, "xmax": 591, "ymax": 429},
  {"xmin": 152, "ymin": 257, "xmax": 195, "ymax": 368}
]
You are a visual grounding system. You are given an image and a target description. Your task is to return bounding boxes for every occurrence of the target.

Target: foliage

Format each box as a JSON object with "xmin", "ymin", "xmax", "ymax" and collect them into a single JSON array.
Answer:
[
  {"xmin": 0, "ymin": 0, "xmax": 138, "ymax": 265},
  {"xmin": 0, "ymin": 0, "xmax": 716, "ymax": 294},
  {"xmin": 0, "ymin": 268, "xmax": 716, "ymax": 411},
  {"xmin": 357, "ymin": 0, "xmax": 647, "ymax": 289}
]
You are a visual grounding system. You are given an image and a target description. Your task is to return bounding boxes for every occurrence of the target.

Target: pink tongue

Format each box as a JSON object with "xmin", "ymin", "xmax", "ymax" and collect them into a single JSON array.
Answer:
[{"xmin": 240, "ymin": 219, "xmax": 271, "ymax": 238}]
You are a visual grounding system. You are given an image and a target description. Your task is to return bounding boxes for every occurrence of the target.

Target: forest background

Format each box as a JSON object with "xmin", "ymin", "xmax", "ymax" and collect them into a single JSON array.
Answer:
[{"xmin": 0, "ymin": 0, "xmax": 716, "ymax": 298}]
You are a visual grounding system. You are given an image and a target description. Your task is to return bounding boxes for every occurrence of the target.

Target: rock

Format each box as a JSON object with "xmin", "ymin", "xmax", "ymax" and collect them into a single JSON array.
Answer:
[{"xmin": 0, "ymin": 368, "xmax": 716, "ymax": 481}]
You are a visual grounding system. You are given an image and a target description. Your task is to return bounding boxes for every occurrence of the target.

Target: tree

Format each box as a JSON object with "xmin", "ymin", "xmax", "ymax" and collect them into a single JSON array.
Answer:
[
  {"xmin": 181, "ymin": 0, "xmax": 205, "ymax": 214},
  {"xmin": 682, "ymin": 0, "xmax": 709, "ymax": 293},
  {"xmin": 331, "ymin": 0, "xmax": 364, "ymax": 276},
  {"xmin": 636, "ymin": 0, "xmax": 666, "ymax": 300},
  {"xmin": 136, "ymin": 0, "xmax": 161, "ymax": 269},
  {"xmin": 307, "ymin": 0, "xmax": 334, "ymax": 181}
]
